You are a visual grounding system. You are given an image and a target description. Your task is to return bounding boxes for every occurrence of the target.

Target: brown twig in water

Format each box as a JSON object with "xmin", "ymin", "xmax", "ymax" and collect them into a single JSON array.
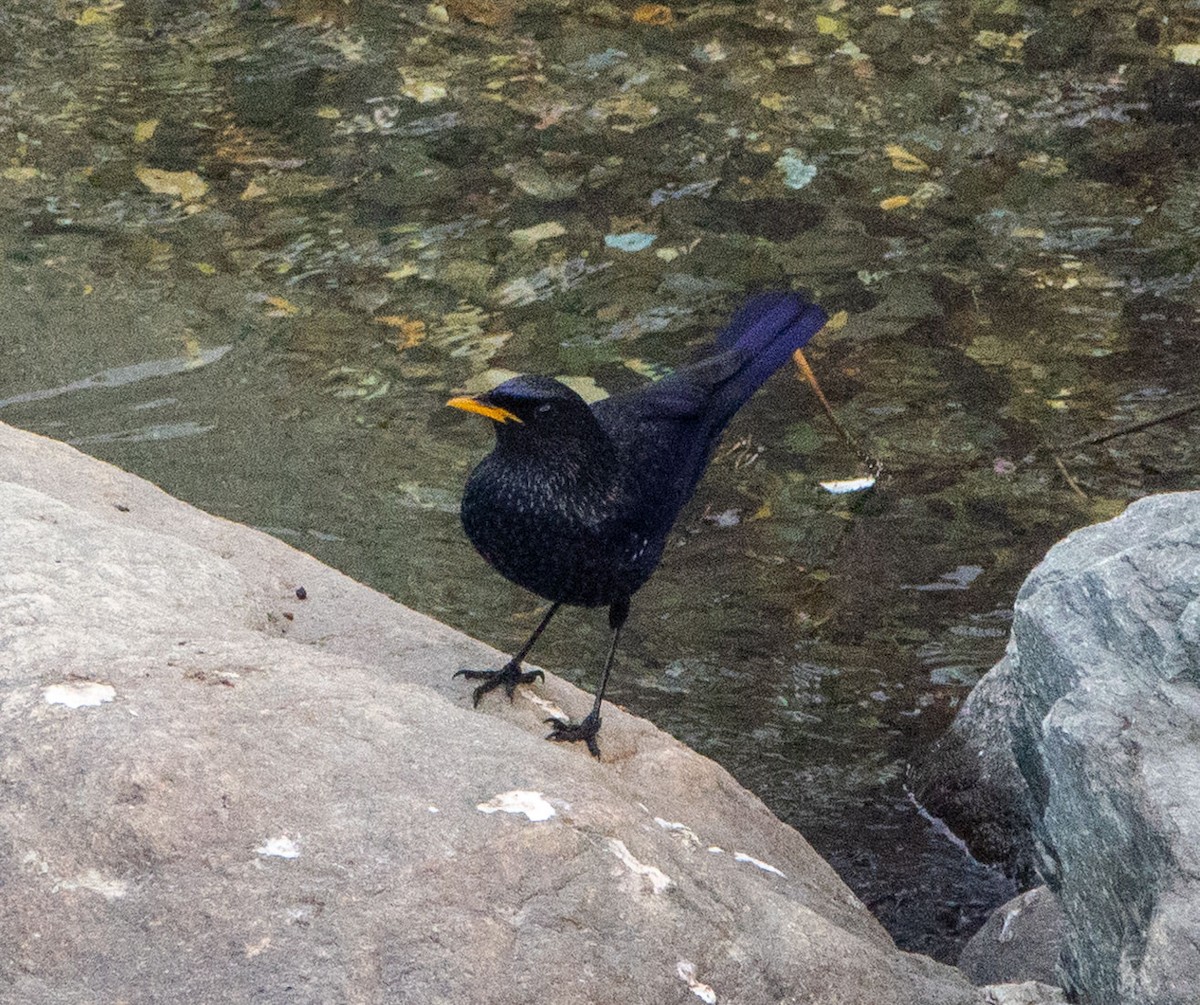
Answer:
[
  {"xmin": 792, "ymin": 349, "xmax": 880, "ymax": 475},
  {"xmin": 1052, "ymin": 454, "xmax": 1089, "ymax": 501},
  {"xmin": 1063, "ymin": 397, "xmax": 1200, "ymax": 451}
]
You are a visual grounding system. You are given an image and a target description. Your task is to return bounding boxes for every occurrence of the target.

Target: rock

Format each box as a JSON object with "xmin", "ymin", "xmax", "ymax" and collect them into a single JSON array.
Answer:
[
  {"xmin": 916, "ymin": 492, "xmax": 1200, "ymax": 1005},
  {"xmin": 980, "ymin": 981, "xmax": 1067, "ymax": 1005},
  {"xmin": 0, "ymin": 422, "xmax": 993, "ymax": 1004},
  {"xmin": 958, "ymin": 887, "xmax": 1065, "ymax": 987},
  {"xmin": 1145, "ymin": 65, "xmax": 1200, "ymax": 125},
  {"xmin": 359, "ymin": 141, "xmax": 460, "ymax": 209},
  {"xmin": 907, "ymin": 653, "xmax": 1039, "ymax": 883},
  {"xmin": 1022, "ymin": 11, "xmax": 1098, "ymax": 71}
]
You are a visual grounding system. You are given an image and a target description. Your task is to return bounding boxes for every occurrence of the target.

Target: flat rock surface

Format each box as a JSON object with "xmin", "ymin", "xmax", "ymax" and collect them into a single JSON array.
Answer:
[{"xmin": 0, "ymin": 423, "xmax": 991, "ymax": 1004}]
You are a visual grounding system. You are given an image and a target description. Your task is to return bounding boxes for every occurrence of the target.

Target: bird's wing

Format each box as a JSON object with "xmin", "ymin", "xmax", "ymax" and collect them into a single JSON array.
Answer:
[{"xmin": 594, "ymin": 349, "xmax": 747, "ymax": 422}]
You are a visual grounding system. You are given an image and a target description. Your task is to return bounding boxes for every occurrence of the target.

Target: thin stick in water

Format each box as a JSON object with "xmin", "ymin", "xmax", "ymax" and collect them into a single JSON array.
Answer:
[{"xmin": 1063, "ymin": 398, "xmax": 1200, "ymax": 450}]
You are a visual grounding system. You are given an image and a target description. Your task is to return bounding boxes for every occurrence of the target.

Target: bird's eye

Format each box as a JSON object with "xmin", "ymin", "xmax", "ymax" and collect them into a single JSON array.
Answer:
[{"xmin": 537, "ymin": 403, "xmax": 552, "ymax": 414}]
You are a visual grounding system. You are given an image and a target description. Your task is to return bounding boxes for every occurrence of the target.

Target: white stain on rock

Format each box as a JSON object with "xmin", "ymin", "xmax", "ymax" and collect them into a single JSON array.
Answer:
[
  {"xmin": 256, "ymin": 836, "xmax": 301, "ymax": 859},
  {"xmin": 244, "ymin": 936, "xmax": 271, "ymax": 958},
  {"xmin": 677, "ymin": 960, "xmax": 717, "ymax": 1003},
  {"xmin": 21, "ymin": 850, "xmax": 49, "ymax": 875},
  {"xmin": 734, "ymin": 852, "xmax": 787, "ymax": 878},
  {"xmin": 59, "ymin": 868, "xmax": 129, "ymax": 899},
  {"xmin": 476, "ymin": 790, "xmax": 556, "ymax": 822},
  {"xmin": 22, "ymin": 851, "xmax": 128, "ymax": 899},
  {"xmin": 654, "ymin": 817, "xmax": 702, "ymax": 848},
  {"xmin": 523, "ymin": 692, "xmax": 567, "ymax": 721},
  {"xmin": 606, "ymin": 838, "xmax": 673, "ymax": 894},
  {"xmin": 43, "ymin": 681, "xmax": 116, "ymax": 708}
]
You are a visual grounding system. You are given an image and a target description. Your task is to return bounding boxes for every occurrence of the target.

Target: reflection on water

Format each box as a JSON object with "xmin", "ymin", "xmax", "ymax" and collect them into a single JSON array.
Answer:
[
  {"xmin": 0, "ymin": 345, "xmax": 230, "ymax": 408},
  {"xmin": 3, "ymin": 0, "xmax": 1199, "ymax": 959}
]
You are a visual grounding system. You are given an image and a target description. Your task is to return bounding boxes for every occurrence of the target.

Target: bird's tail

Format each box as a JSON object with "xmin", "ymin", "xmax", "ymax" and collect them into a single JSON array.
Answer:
[{"xmin": 711, "ymin": 290, "xmax": 828, "ymax": 416}]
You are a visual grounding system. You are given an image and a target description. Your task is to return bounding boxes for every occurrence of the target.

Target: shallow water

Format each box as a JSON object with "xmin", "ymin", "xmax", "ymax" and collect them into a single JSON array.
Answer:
[{"xmin": 3, "ymin": 0, "xmax": 1199, "ymax": 959}]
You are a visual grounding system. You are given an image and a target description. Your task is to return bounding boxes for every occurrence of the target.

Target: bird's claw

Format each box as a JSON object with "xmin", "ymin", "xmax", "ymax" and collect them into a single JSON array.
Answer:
[
  {"xmin": 545, "ymin": 711, "xmax": 603, "ymax": 759},
  {"xmin": 454, "ymin": 661, "xmax": 543, "ymax": 706}
]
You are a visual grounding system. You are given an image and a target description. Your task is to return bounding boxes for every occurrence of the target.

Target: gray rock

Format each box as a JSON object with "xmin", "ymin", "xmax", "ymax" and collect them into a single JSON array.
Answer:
[
  {"xmin": 919, "ymin": 492, "xmax": 1200, "ymax": 1005},
  {"xmin": 908, "ymin": 652, "xmax": 1039, "ymax": 882},
  {"xmin": 980, "ymin": 981, "xmax": 1067, "ymax": 1005},
  {"xmin": 958, "ymin": 886, "xmax": 1065, "ymax": 987},
  {"xmin": 0, "ymin": 422, "xmax": 992, "ymax": 1004}
]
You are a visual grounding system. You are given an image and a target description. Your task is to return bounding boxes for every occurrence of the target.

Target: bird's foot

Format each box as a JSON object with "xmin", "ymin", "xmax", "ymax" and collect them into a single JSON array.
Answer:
[
  {"xmin": 454, "ymin": 660, "xmax": 543, "ymax": 706},
  {"xmin": 546, "ymin": 711, "xmax": 603, "ymax": 759}
]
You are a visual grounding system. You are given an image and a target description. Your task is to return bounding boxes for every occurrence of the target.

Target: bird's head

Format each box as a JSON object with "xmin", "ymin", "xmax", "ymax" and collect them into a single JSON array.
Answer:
[{"xmin": 447, "ymin": 375, "xmax": 602, "ymax": 446}]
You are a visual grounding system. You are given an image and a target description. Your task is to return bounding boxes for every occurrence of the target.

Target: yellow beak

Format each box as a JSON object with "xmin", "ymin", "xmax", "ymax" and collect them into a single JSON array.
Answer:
[{"xmin": 446, "ymin": 395, "xmax": 523, "ymax": 424}]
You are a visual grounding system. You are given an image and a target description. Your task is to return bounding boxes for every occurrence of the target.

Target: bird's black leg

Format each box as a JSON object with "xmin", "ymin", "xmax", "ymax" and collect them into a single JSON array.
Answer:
[
  {"xmin": 455, "ymin": 602, "xmax": 561, "ymax": 706},
  {"xmin": 547, "ymin": 597, "xmax": 629, "ymax": 758}
]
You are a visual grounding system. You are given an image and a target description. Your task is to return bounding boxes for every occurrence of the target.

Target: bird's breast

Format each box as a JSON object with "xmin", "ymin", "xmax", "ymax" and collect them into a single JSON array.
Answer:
[{"xmin": 459, "ymin": 454, "xmax": 656, "ymax": 607}]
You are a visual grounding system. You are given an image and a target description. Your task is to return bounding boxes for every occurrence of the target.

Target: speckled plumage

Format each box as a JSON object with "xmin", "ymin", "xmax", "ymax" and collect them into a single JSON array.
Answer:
[{"xmin": 451, "ymin": 291, "xmax": 828, "ymax": 755}]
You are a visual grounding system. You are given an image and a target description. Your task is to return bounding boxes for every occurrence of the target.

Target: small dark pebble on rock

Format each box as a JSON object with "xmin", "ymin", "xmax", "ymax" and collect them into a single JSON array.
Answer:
[{"xmin": 295, "ymin": 586, "xmax": 307, "ymax": 600}]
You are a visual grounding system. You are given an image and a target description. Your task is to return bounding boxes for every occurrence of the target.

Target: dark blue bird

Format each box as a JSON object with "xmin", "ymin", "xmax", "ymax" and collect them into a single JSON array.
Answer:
[{"xmin": 447, "ymin": 291, "xmax": 828, "ymax": 756}]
